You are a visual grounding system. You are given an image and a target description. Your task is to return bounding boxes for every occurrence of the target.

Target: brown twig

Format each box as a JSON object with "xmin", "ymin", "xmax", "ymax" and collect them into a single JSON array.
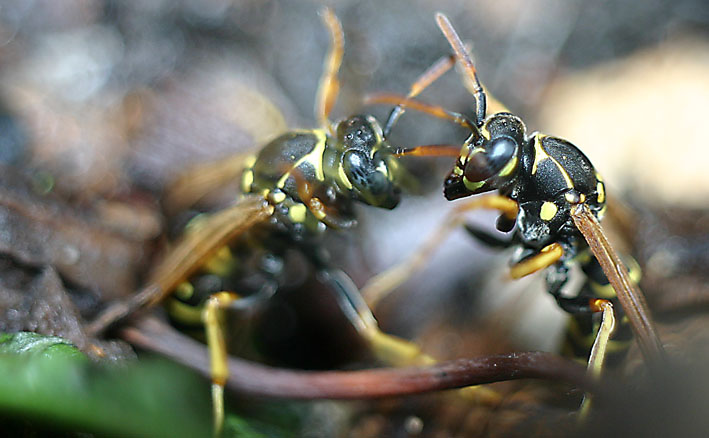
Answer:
[{"xmin": 120, "ymin": 316, "xmax": 599, "ymax": 400}]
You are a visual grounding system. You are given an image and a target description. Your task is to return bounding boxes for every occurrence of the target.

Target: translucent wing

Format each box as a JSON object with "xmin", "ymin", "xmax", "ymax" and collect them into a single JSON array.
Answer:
[
  {"xmin": 162, "ymin": 152, "xmax": 253, "ymax": 214},
  {"xmin": 570, "ymin": 203, "xmax": 665, "ymax": 364},
  {"xmin": 87, "ymin": 196, "xmax": 274, "ymax": 336}
]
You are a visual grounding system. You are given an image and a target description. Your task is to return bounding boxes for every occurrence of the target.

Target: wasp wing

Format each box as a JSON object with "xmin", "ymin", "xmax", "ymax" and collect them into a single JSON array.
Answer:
[
  {"xmin": 87, "ymin": 196, "xmax": 273, "ymax": 336},
  {"xmin": 163, "ymin": 152, "xmax": 254, "ymax": 214},
  {"xmin": 570, "ymin": 203, "xmax": 665, "ymax": 364}
]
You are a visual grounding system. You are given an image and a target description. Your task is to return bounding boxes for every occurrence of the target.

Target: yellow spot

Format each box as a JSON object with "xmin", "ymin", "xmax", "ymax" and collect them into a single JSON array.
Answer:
[
  {"xmin": 498, "ymin": 156, "xmax": 518, "ymax": 177},
  {"xmin": 204, "ymin": 246, "xmax": 235, "ymax": 276},
  {"xmin": 288, "ymin": 203, "xmax": 308, "ymax": 223},
  {"xmin": 175, "ymin": 282, "xmax": 194, "ymax": 301},
  {"xmin": 597, "ymin": 181, "xmax": 606, "ymax": 204},
  {"xmin": 540, "ymin": 201, "xmax": 558, "ymax": 221},
  {"xmin": 241, "ymin": 169, "xmax": 254, "ymax": 193},
  {"xmin": 268, "ymin": 190, "xmax": 286, "ymax": 204}
]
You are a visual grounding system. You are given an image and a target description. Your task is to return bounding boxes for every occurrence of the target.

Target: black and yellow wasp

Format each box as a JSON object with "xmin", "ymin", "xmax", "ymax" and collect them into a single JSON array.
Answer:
[
  {"xmin": 365, "ymin": 13, "xmax": 666, "ymax": 385},
  {"xmin": 86, "ymin": 7, "xmax": 476, "ymax": 434}
]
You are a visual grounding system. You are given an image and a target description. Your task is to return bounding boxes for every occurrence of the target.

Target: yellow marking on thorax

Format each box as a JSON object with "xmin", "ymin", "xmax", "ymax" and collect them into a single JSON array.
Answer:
[
  {"xmin": 288, "ymin": 203, "xmax": 308, "ymax": 223},
  {"xmin": 540, "ymin": 201, "xmax": 558, "ymax": 221},
  {"xmin": 275, "ymin": 130, "xmax": 328, "ymax": 189},
  {"xmin": 597, "ymin": 181, "xmax": 606, "ymax": 204},
  {"xmin": 241, "ymin": 155, "xmax": 257, "ymax": 193},
  {"xmin": 531, "ymin": 134, "xmax": 574, "ymax": 188},
  {"xmin": 267, "ymin": 190, "xmax": 287, "ymax": 204}
]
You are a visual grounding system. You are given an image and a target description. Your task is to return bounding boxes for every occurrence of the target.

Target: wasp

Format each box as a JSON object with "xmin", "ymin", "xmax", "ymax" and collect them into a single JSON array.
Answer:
[
  {"xmin": 86, "ymin": 8, "xmax": 476, "ymax": 434},
  {"xmin": 364, "ymin": 13, "xmax": 666, "ymax": 389}
]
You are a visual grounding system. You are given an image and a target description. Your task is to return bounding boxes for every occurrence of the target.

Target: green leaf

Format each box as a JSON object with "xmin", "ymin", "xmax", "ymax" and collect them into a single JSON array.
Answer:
[
  {"xmin": 0, "ymin": 331, "xmax": 85, "ymax": 360},
  {"xmin": 0, "ymin": 332, "xmax": 212, "ymax": 437}
]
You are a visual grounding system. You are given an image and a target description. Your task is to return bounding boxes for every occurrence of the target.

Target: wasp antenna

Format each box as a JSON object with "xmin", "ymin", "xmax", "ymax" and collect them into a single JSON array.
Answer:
[
  {"xmin": 315, "ymin": 7, "xmax": 344, "ymax": 133},
  {"xmin": 435, "ymin": 12, "xmax": 487, "ymax": 125}
]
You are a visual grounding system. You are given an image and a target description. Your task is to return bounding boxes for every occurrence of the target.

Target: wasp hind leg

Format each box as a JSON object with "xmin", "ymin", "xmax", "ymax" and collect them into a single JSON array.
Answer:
[
  {"xmin": 319, "ymin": 269, "xmax": 435, "ymax": 367},
  {"xmin": 578, "ymin": 299, "xmax": 616, "ymax": 420},
  {"xmin": 202, "ymin": 282, "xmax": 276, "ymax": 436}
]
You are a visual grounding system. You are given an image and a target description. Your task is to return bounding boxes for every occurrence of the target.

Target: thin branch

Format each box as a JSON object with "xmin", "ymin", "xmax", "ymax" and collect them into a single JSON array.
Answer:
[{"xmin": 120, "ymin": 316, "xmax": 599, "ymax": 400}]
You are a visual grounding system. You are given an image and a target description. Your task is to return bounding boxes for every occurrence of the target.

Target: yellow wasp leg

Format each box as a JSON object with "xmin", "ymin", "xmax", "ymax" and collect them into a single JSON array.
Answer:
[
  {"xmin": 509, "ymin": 242, "xmax": 564, "ymax": 279},
  {"xmin": 362, "ymin": 194, "xmax": 518, "ymax": 308},
  {"xmin": 579, "ymin": 299, "xmax": 616, "ymax": 420},
  {"xmin": 203, "ymin": 292, "xmax": 241, "ymax": 437}
]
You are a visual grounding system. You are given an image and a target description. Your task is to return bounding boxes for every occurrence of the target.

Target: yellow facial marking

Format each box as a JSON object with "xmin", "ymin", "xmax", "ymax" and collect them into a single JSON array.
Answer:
[
  {"xmin": 540, "ymin": 201, "xmax": 558, "ymax": 221},
  {"xmin": 337, "ymin": 166, "xmax": 353, "ymax": 189},
  {"xmin": 498, "ymin": 156, "xmax": 518, "ymax": 177},
  {"xmin": 463, "ymin": 177, "xmax": 485, "ymax": 191},
  {"xmin": 288, "ymin": 203, "xmax": 308, "ymax": 223}
]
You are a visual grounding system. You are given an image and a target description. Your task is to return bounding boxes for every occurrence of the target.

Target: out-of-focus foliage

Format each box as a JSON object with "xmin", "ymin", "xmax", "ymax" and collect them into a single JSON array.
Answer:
[{"xmin": 0, "ymin": 332, "xmax": 212, "ymax": 437}]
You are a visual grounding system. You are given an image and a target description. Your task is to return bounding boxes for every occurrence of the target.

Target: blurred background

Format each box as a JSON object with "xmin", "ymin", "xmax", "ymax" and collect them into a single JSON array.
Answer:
[{"xmin": 1, "ymin": 0, "xmax": 708, "ymax": 436}]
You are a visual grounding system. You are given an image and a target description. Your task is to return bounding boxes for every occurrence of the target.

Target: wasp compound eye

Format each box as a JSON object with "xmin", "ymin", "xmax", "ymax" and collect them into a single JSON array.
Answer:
[{"xmin": 463, "ymin": 136, "xmax": 518, "ymax": 183}]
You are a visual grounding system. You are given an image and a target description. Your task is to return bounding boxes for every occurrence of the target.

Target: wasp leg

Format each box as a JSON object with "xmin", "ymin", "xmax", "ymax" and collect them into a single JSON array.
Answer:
[
  {"xmin": 362, "ymin": 194, "xmax": 517, "ymax": 307},
  {"xmin": 509, "ymin": 243, "xmax": 564, "ymax": 279},
  {"xmin": 315, "ymin": 7, "xmax": 344, "ymax": 134},
  {"xmin": 201, "ymin": 282, "xmax": 276, "ymax": 436},
  {"xmin": 463, "ymin": 222, "xmax": 514, "ymax": 249},
  {"xmin": 578, "ymin": 299, "xmax": 616, "ymax": 420},
  {"xmin": 290, "ymin": 167, "xmax": 357, "ymax": 230},
  {"xmin": 383, "ymin": 54, "xmax": 455, "ymax": 137},
  {"xmin": 202, "ymin": 292, "xmax": 238, "ymax": 436},
  {"xmin": 319, "ymin": 269, "xmax": 434, "ymax": 366}
]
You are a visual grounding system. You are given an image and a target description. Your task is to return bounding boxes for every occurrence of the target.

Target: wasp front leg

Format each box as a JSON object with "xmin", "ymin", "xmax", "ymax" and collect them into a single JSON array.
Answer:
[{"xmin": 362, "ymin": 194, "xmax": 518, "ymax": 307}]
